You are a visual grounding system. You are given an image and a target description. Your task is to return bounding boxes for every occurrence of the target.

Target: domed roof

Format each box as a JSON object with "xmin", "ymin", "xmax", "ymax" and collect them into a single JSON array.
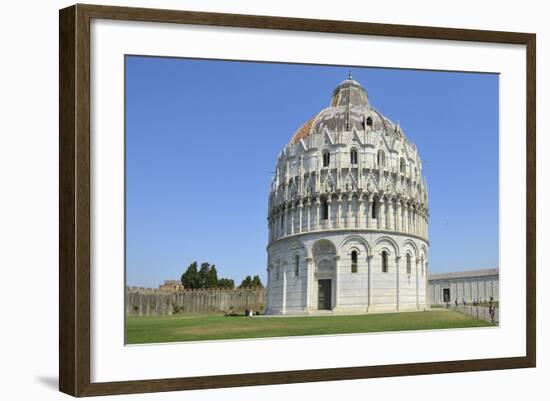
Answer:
[{"xmin": 290, "ymin": 74, "xmax": 401, "ymax": 144}]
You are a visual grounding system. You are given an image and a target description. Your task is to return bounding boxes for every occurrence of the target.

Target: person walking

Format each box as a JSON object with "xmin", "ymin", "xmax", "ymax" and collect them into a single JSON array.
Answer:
[{"xmin": 489, "ymin": 302, "xmax": 496, "ymax": 324}]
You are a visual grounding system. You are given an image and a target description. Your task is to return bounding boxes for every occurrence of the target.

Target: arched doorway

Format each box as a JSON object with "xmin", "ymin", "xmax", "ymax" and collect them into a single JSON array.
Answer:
[
  {"xmin": 313, "ymin": 240, "xmax": 337, "ymax": 310},
  {"xmin": 316, "ymin": 260, "xmax": 333, "ymax": 310}
]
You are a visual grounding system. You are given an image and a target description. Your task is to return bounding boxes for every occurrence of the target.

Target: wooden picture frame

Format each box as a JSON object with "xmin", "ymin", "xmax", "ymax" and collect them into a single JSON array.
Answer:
[{"xmin": 59, "ymin": 3, "xmax": 536, "ymax": 397}]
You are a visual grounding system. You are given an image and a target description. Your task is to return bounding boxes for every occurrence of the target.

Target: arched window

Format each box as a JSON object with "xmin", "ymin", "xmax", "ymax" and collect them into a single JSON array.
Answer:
[
  {"xmin": 400, "ymin": 157, "xmax": 406, "ymax": 174},
  {"xmin": 350, "ymin": 148, "xmax": 358, "ymax": 165},
  {"xmin": 406, "ymin": 254, "xmax": 412, "ymax": 275},
  {"xmin": 295, "ymin": 255, "xmax": 300, "ymax": 277},
  {"xmin": 381, "ymin": 251, "xmax": 388, "ymax": 273},
  {"xmin": 372, "ymin": 197, "xmax": 378, "ymax": 219},
  {"xmin": 322, "ymin": 151, "xmax": 330, "ymax": 167},
  {"xmin": 377, "ymin": 149, "xmax": 385, "ymax": 168},
  {"xmin": 351, "ymin": 250, "xmax": 358, "ymax": 273},
  {"xmin": 322, "ymin": 198, "xmax": 329, "ymax": 220},
  {"xmin": 366, "ymin": 116, "xmax": 373, "ymax": 127}
]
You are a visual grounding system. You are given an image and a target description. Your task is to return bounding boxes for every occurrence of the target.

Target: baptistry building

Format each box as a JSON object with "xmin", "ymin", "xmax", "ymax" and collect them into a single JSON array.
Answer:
[{"xmin": 265, "ymin": 74, "xmax": 429, "ymax": 315}]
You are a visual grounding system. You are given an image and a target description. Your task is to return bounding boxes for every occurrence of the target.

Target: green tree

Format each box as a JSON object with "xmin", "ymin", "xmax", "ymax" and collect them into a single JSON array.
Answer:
[
  {"xmin": 239, "ymin": 275, "xmax": 253, "ymax": 288},
  {"xmin": 206, "ymin": 265, "xmax": 219, "ymax": 288},
  {"xmin": 251, "ymin": 275, "xmax": 263, "ymax": 288},
  {"xmin": 218, "ymin": 278, "xmax": 235, "ymax": 289},
  {"xmin": 180, "ymin": 261, "xmax": 200, "ymax": 289},
  {"xmin": 198, "ymin": 262, "xmax": 211, "ymax": 288},
  {"xmin": 182, "ymin": 261, "xmax": 236, "ymax": 289}
]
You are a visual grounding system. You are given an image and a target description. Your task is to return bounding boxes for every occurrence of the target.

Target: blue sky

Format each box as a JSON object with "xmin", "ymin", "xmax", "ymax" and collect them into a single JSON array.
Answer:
[{"xmin": 125, "ymin": 56, "xmax": 499, "ymax": 288}]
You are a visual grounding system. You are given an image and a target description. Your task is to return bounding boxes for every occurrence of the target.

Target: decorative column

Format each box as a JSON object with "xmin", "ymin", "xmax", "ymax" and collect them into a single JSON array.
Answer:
[
  {"xmin": 406, "ymin": 204, "xmax": 410, "ymax": 233},
  {"xmin": 356, "ymin": 195, "xmax": 362, "ymax": 228},
  {"xmin": 306, "ymin": 199, "xmax": 311, "ymax": 232},
  {"xmin": 394, "ymin": 200, "xmax": 399, "ymax": 231},
  {"xmin": 298, "ymin": 201, "xmax": 303, "ymax": 233},
  {"xmin": 403, "ymin": 205, "xmax": 407, "ymax": 233},
  {"xmin": 406, "ymin": 204, "xmax": 411, "ymax": 233},
  {"xmin": 410, "ymin": 208, "xmax": 414, "ymax": 235},
  {"xmin": 305, "ymin": 257, "xmax": 313, "ymax": 310},
  {"xmin": 327, "ymin": 197, "xmax": 332, "ymax": 229},
  {"xmin": 358, "ymin": 151, "xmax": 363, "ymax": 187},
  {"xmin": 334, "ymin": 255, "xmax": 340, "ymax": 309},
  {"xmin": 388, "ymin": 199, "xmax": 394, "ymax": 230},
  {"xmin": 422, "ymin": 212, "xmax": 426, "ymax": 238},
  {"xmin": 290, "ymin": 204, "xmax": 295, "ymax": 235},
  {"xmin": 346, "ymin": 195, "xmax": 351, "ymax": 228},
  {"xmin": 282, "ymin": 266, "xmax": 287, "ymax": 315},
  {"xmin": 415, "ymin": 258, "xmax": 420, "ymax": 309},
  {"xmin": 379, "ymin": 197, "xmax": 386, "ymax": 229},
  {"xmin": 414, "ymin": 208, "xmax": 418, "ymax": 235},
  {"xmin": 282, "ymin": 206, "xmax": 287, "ymax": 236},
  {"xmin": 365, "ymin": 196, "xmax": 371, "ymax": 228},
  {"xmin": 315, "ymin": 197, "xmax": 321, "ymax": 230},
  {"xmin": 396, "ymin": 200, "xmax": 402, "ymax": 232},
  {"xmin": 274, "ymin": 211, "xmax": 279, "ymax": 239},
  {"xmin": 396, "ymin": 255, "xmax": 401, "ymax": 310},
  {"xmin": 367, "ymin": 255, "xmax": 373, "ymax": 310},
  {"xmin": 280, "ymin": 210, "xmax": 285, "ymax": 239},
  {"xmin": 336, "ymin": 195, "xmax": 342, "ymax": 229},
  {"xmin": 425, "ymin": 214, "xmax": 428, "ymax": 238}
]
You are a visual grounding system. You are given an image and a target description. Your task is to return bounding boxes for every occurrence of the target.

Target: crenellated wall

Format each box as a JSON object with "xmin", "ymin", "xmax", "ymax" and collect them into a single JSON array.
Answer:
[{"xmin": 126, "ymin": 287, "xmax": 266, "ymax": 316}]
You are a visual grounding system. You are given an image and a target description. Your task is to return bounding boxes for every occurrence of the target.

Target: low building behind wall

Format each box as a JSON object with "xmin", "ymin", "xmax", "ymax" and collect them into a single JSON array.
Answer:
[
  {"xmin": 158, "ymin": 280, "xmax": 184, "ymax": 293},
  {"xmin": 428, "ymin": 268, "xmax": 499, "ymax": 305}
]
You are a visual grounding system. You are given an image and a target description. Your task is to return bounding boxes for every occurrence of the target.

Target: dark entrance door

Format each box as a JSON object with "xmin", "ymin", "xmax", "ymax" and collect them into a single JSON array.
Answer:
[
  {"xmin": 443, "ymin": 288, "xmax": 451, "ymax": 303},
  {"xmin": 318, "ymin": 279, "xmax": 332, "ymax": 310}
]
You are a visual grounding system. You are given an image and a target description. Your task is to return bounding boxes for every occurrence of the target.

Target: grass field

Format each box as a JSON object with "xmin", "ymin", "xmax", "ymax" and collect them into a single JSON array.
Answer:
[{"xmin": 126, "ymin": 310, "xmax": 493, "ymax": 344}]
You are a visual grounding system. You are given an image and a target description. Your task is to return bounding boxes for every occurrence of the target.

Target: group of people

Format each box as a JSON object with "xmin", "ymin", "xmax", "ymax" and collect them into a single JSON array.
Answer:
[
  {"xmin": 454, "ymin": 297, "xmax": 489, "ymax": 307},
  {"xmin": 453, "ymin": 296, "xmax": 496, "ymax": 324},
  {"xmin": 454, "ymin": 298, "xmax": 468, "ymax": 307}
]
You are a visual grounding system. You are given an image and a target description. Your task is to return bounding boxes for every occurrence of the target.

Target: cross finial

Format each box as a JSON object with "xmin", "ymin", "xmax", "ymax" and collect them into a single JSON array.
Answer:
[{"xmin": 348, "ymin": 71, "xmax": 353, "ymax": 80}]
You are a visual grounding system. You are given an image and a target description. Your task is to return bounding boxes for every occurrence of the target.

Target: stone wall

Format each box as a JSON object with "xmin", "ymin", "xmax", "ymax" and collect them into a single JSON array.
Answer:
[
  {"xmin": 428, "ymin": 269, "xmax": 499, "ymax": 305},
  {"xmin": 126, "ymin": 287, "xmax": 266, "ymax": 316}
]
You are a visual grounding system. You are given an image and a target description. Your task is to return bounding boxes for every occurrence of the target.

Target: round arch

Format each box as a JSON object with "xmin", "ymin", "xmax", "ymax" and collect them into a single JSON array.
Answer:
[
  {"xmin": 374, "ymin": 236, "xmax": 400, "ymax": 257},
  {"xmin": 338, "ymin": 235, "xmax": 371, "ymax": 257},
  {"xmin": 401, "ymin": 239, "xmax": 419, "ymax": 260},
  {"xmin": 312, "ymin": 238, "xmax": 337, "ymax": 257}
]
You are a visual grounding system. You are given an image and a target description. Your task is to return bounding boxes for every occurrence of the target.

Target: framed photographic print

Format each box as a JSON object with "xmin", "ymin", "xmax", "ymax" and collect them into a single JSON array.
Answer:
[{"xmin": 59, "ymin": 4, "xmax": 536, "ymax": 397}]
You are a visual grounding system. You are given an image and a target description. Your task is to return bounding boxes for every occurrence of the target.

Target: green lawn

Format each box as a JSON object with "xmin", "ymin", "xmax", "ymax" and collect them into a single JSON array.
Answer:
[{"xmin": 126, "ymin": 310, "xmax": 492, "ymax": 344}]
